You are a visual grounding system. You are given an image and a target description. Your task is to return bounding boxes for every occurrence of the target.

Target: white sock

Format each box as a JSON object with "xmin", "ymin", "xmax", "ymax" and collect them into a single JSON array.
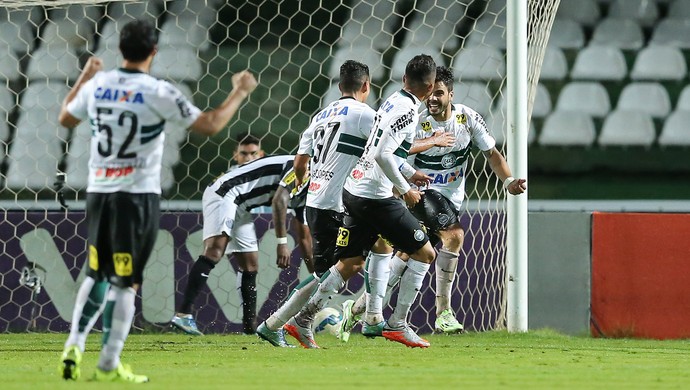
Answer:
[
  {"xmin": 65, "ymin": 277, "xmax": 109, "ymax": 352},
  {"xmin": 265, "ymin": 275, "xmax": 319, "ymax": 331},
  {"xmin": 295, "ymin": 266, "xmax": 345, "ymax": 327},
  {"xmin": 387, "ymin": 255, "xmax": 407, "ymax": 290},
  {"xmin": 364, "ymin": 252, "xmax": 391, "ymax": 325},
  {"xmin": 387, "ymin": 258, "xmax": 430, "ymax": 329},
  {"xmin": 352, "ymin": 291, "xmax": 367, "ymax": 316},
  {"xmin": 435, "ymin": 249, "xmax": 459, "ymax": 315},
  {"xmin": 97, "ymin": 287, "xmax": 136, "ymax": 371}
]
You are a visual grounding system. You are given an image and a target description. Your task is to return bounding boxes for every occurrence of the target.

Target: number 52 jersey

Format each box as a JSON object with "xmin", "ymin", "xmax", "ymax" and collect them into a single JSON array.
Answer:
[{"xmin": 66, "ymin": 68, "xmax": 201, "ymax": 194}]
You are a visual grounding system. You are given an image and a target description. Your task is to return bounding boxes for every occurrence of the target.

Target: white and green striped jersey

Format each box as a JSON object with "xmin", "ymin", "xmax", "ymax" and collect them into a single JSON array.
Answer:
[
  {"xmin": 297, "ymin": 97, "xmax": 375, "ymax": 212},
  {"xmin": 345, "ymin": 89, "xmax": 421, "ymax": 199},
  {"xmin": 413, "ymin": 103, "xmax": 496, "ymax": 209},
  {"xmin": 67, "ymin": 68, "xmax": 201, "ymax": 194}
]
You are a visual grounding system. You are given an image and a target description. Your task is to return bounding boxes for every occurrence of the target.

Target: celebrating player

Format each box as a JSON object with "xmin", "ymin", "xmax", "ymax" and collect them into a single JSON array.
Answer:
[
  {"xmin": 283, "ymin": 55, "xmax": 437, "ymax": 349},
  {"xmin": 256, "ymin": 60, "xmax": 376, "ymax": 347},
  {"xmin": 340, "ymin": 66, "xmax": 527, "ymax": 339},
  {"xmin": 57, "ymin": 19, "xmax": 257, "ymax": 382}
]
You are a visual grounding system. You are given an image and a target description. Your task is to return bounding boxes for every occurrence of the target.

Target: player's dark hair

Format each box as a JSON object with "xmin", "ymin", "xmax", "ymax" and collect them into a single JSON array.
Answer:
[
  {"xmin": 339, "ymin": 60, "xmax": 370, "ymax": 93},
  {"xmin": 404, "ymin": 54, "xmax": 436, "ymax": 89},
  {"xmin": 435, "ymin": 66, "xmax": 454, "ymax": 92},
  {"xmin": 236, "ymin": 132, "xmax": 261, "ymax": 146},
  {"xmin": 119, "ymin": 19, "xmax": 158, "ymax": 62}
]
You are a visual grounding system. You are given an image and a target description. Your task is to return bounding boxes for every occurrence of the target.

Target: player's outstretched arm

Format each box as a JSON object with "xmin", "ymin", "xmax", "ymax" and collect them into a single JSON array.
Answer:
[
  {"xmin": 190, "ymin": 70, "xmax": 257, "ymax": 136},
  {"xmin": 482, "ymin": 147, "xmax": 527, "ymax": 195},
  {"xmin": 58, "ymin": 56, "xmax": 103, "ymax": 128}
]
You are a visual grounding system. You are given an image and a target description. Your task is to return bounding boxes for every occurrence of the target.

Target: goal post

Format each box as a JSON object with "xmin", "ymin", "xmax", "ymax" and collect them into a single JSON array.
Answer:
[{"xmin": 0, "ymin": 0, "xmax": 560, "ymax": 334}]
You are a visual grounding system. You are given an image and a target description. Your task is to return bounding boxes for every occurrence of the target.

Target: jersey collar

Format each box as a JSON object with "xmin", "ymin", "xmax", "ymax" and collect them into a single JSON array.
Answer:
[
  {"xmin": 399, "ymin": 89, "xmax": 421, "ymax": 106},
  {"xmin": 118, "ymin": 67, "xmax": 145, "ymax": 74}
]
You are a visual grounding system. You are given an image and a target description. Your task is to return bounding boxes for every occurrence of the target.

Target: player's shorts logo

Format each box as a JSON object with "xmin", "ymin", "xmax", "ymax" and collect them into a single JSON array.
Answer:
[
  {"xmin": 336, "ymin": 227, "xmax": 350, "ymax": 247},
  {"xmin": 437, "ymin": 213, "xmax": 450, "ymax": 226},
  {"xmin": 441, "ymin": 154, "xmax": 456, "ymax": 169},
  {"xmin": 113, "ymin": 252, "xmax": 133, "ymax": 276},
  {"xmin": 89, "ymin": 245, "xmax": 99, "ymax": 271},
  {"xmin": 413, "ymin": 229, "xmax": 425, "ymax": 242}
]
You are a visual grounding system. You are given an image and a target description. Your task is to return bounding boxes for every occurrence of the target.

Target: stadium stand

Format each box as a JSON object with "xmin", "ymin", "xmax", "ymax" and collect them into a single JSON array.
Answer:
[{"xmin": 659, "ymin": 110, "xmax": 690, "ymax": 146}]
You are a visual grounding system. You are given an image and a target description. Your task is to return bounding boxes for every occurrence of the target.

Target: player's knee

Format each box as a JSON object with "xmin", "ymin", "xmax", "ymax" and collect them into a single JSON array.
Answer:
[
  {"xmin": 412, "ymin": 243, "xmax": 436, "ymax": 263},
  {"xmin": 441, "ymin": 227, "xmax": 464, "ymax": 252}
]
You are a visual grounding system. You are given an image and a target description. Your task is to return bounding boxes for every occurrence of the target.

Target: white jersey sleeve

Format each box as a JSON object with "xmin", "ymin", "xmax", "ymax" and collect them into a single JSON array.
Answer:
[
  {"xmin": 66, "ymin": 77, "xmax": 96, "ymax": 120},
  {"xmin": 297, "ymin": 116, "xmax": 316, "ymax": 156},
  {"xmin": 150, "ymin": 81, "xmax": 201, "ymax": 129},
  {"xmin": 465, "ymin": 106, "xmax": 495, "ymax": 151}
]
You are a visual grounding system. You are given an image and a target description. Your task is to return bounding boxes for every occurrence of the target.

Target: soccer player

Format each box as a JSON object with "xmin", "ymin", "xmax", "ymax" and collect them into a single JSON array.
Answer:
[
  {"xmin": 255, "ymin": 60, "xmax": 376, "ymax": 347},
  {"xmin": 170, "ymin": 154, "xmax": 311, "ymax": 336},
  {"xmin": 340, "ymin": 66, "xmax": 527, "ymax": 339},
  {"xmin": 283, "ymin": 54, "xmax": 437, "ymax": 349},
  {"xmin": 233, "ymin": 132, "xmax": 265, "ymax": 166},
  {"xmin": 57, "ymin": 19, "xmax": 257, "ymax": 382}
]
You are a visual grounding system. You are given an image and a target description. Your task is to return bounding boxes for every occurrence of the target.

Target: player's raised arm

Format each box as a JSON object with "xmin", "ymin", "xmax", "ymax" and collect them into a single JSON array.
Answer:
[
  {"xmin": 190, "ymin": 70, "xmax": 258, "ymax": 136},
  {"xmin": 58, "ymin": 56, "xmax": 103, "ymax": 128}
]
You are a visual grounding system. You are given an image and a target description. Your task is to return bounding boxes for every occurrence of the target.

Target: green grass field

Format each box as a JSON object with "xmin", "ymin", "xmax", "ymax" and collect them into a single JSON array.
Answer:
[{"xmin": 2, "ymin": 329, "xmax": 690, "ymax": 389}]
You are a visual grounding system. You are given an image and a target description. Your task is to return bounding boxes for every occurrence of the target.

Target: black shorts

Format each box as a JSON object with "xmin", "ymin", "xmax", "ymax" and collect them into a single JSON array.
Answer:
[
  {"xmin": 306, "ymin": 206, "xmax": 344, "ymax": 275},
  {"xmin": 409, "ymin": 189, "xmax": 462, "ymax": 246},
  {"xmin": 334, "ymin": 190, "xmax": 429, "ymax": 260},
  {"xmin": 85, "ymin": 192, "xmax": 160, "ymax": 288}
]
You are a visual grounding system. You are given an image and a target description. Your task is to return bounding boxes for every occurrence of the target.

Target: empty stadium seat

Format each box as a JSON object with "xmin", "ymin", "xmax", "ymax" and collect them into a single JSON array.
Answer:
[
  {"xmin": 6, "ymin": 82, "xmax": 70, "ymax": 190},
  {"xmin": 548, "ymin": 19, "xmax": 585, "ymax": 49},
  {"xmin": 556, "ymin": 0, "xmax": 602, "ymax": 26},
  {"xmin": 667, "ymin": 0, "xmax": 690, "ymax": 19},
  {"xmin": 0, "ymin": 88, "xmax": 14, "ymax": 161},
  {"xmin": 486, "ymin": 109, "xmax": 536, "ymax": 146},
  {"xmin": 608, "ymin": 0, "xmax": 659, "ymax": 27},
  {"xmin": 0, "ymin": 7, "xmax": 40, "ymax": 54},
  {"xmin": 40, "ymin": 5, "xmax": 100, "ymax": 50},
  {"xmin": 452, "ymin": 46, "xmax": 505, "ymax": 81},
  {"xmin": 402, "ymin": 0, "xmax": 465, "ymax": 51},
  {"xmin": 496, "ymin": 84, "xmax": 551, "ymax": 119},
  {"xmin": 338, "ymin": 0, "xmax": 398, "ymax": 50},
  {"xmin": 556, "ymin": 82, "xmax": 611, "ymax": 118},
  {"xmin": 674, "ymin": 85, "xmax": 690, "ymax": 111},
  {"xmin": 150, "ymin": 47, "xmax": 203, "ymax": 81},
  {"xmin": 0, "ymin": 42, "xmax": 20, "ymax": 81},
  {"xmin": 160, "ymin": 0, "xmax": 216, "ymax": 51},
  {"xmin": 590, "ymin": 18, "xmax": 644, "ymax": 50},
  {"xmin": 570, "ymin": 46, "xmax": 627, "ymax": 81},
  {"xmin": 598, "ymin": 110, "xmax": 656, "ymax": 147},
  {"xmin": 454, "ymin": 82, "xmax": 494, "ymax": 117},
  {"xmin": 25, "ymin": 44, "xmax": 81, "ymax": 81},
  {"xmin": 539, "ymin": 47, "xmax": 568, "ymax": 80},
  {"xmin": 630, "ymin": 45, "xmax": 686, "ymax": 81},
  {"xmin": 649, "ymin": 19, "xmax": 690, "ymax": 49},
  {"xmin": 466, "ymin": 9, "xmax": 506, "ymax": 50},
  {"xmin": 617, "ymin": 82, "xmax": 671, "ymax": 118},
  {"xmin": 538, "ymin": 111, "xmax": 596, "ymax": 147},
  {"xmin": 659, "ymin": 110, "xmax": 690, "ymax": 146}
]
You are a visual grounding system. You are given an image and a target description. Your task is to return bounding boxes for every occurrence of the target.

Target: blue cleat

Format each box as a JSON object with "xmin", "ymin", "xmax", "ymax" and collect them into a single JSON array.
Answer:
[
  {"xmin": 171, "ymin": 314, "xmax": 204, "ymax": 336},
  {"xmin": 257, "ymin": 321, "xmax": 295, "ymax": 348}
]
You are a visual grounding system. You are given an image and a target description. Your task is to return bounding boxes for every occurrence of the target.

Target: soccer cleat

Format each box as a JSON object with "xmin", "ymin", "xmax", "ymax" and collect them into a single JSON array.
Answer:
[
  {"xmin": 338, "ymin": 299, "xmax": 361, "ymax": 343},
  {"xmin": 59, "ymin": 345, "xmax": 82, "ymax": 380},
  {"xmin": 93, "ymin": 363, "xmax": 149, "ymax": 383},
  {"xmin": 171, "ymin": 314, "xmax": 204, "ymax": 336},
  {"xmin": 434, "ymin": 309, "xmax": 464, "ymax": 334},
  {"xmin": 383, "ymin": 324, "xmax": 430, "ymax": 348},
  {"xmin": 256, "ymin": 321, "xmax": 295, "ymax": 348},
  {"xmin": 283, "ymin": 317, "xmax": 320, "ymax": 349},
  {"xmin": 361, "ymin": 321, "xmax": 384, "ymax": 338}
]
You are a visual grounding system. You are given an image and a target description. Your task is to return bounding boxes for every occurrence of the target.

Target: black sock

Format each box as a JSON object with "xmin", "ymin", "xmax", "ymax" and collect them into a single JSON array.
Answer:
[
  {"xmin": 179, "ymin": 255, "xmax": 216, "ymax": 314},
  {"xmin": 240, "ymin": 271, "xmax": 258, "ymax": 334}
]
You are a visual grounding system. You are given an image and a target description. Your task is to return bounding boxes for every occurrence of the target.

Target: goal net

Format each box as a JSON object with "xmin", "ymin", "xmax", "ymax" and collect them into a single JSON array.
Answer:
[{"xmin": 0, "ymin": 0, "xmax": 559, "ymax": 333}]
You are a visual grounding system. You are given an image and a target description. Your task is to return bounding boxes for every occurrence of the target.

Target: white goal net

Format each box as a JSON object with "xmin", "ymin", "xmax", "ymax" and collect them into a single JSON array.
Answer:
[{"xmin": 0, "ymin": 0, "xmax": 558, "ymax": 334}]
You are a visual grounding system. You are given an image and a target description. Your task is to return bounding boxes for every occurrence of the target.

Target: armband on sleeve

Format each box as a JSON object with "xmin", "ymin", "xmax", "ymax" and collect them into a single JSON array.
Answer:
[{"xmin": 398, "ymin": 162, "xmax": 416, "ymax": 179}]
